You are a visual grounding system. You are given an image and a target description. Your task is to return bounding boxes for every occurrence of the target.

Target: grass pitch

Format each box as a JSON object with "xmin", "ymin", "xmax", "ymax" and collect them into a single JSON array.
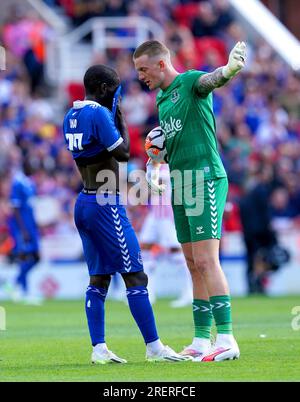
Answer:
[{"xmin": 0, "ymin": 296, "xmax": 299, "ymax": 382}]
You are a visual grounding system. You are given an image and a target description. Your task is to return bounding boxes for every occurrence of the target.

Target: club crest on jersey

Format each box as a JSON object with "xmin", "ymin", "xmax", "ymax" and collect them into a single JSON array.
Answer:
[{"xmin": 171, "ymin": 89, "xmax": 180, "ymax": 103}]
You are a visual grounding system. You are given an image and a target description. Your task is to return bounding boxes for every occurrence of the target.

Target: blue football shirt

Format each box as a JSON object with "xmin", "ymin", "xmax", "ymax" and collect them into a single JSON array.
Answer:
[{"xmin": 63, "ymin": 100, "xmax": 123, "ymax": 160}]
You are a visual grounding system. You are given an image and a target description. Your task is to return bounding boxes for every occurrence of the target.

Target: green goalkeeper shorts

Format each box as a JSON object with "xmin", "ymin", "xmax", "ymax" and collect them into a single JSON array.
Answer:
[{"xmin": 171, "ymin": 177, "xmax": 228, "ymax": 244}]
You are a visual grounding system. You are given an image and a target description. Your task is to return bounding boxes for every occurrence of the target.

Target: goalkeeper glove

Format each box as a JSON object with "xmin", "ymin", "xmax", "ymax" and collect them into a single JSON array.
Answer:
[
  {"xmin": 145, "ymin": 159, "xmax": 166, "ymax": 195},
  {"xmin": 222, "ymin": 41, "xmax": 246, "ymax": 79}
]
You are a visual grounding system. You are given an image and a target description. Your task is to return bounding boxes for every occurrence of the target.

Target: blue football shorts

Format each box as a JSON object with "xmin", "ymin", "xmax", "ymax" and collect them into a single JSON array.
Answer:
[{"xmin": 74, "ymin": 192, "xmax": 144, "ymax": 276}]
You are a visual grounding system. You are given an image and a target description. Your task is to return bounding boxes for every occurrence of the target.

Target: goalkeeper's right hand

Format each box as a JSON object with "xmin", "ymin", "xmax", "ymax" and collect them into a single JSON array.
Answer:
[
  {"xmin": 145, "ymin": 159, "xmax": 166, "ymax": 195},
  {"xmin": 222, "ymin": 41, "xmax": 246, "ymax": 79}
]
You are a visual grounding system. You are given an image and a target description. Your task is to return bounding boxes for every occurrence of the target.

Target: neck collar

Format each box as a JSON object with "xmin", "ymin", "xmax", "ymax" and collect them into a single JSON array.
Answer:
[{"xmin": 73, "ymin": 100, "xmax": 100, "ymax": 109}]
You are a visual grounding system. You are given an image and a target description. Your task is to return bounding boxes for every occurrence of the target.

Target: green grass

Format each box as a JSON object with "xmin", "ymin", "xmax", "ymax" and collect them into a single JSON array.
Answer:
[{"xmin": 0, "ymin": 296, "xmax": 300, "ymax": 382}]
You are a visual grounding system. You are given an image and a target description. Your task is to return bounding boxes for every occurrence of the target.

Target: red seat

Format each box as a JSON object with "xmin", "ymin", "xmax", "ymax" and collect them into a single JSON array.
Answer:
[
  {"xmin": 194, "ymin": 37, "xmax": 227, "ymax": 65},
  {"xmin": 172, "ymin": 3, "xmax": 199, "ymax": 28},
  {"xmin": 128, "ymin": 126, "xmax": 144, "ymax": 159},
  {"xmin": 66, "ymin": 82, "xmax": 85, "ymax": 106}
]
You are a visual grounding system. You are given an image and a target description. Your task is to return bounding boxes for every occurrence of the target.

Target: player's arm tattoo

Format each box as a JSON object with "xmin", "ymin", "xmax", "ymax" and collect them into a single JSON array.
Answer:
[{"xmin": 195, "ymin": 67, "xmax": 230, "ymax": 97}]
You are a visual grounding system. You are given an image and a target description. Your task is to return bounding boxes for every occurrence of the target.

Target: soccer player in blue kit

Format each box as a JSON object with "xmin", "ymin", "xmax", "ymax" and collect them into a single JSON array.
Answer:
[
  {"xmin": 63, "ymin": 65, "xmax": 190, "ymax": 364},
  {"xmin": 9, "ymin": 161, "xmax": 40, "ymax": 304}
]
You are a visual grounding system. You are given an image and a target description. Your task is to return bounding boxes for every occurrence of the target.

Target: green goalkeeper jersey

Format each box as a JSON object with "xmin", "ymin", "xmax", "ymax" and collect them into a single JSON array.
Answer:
[{"xmin": 156, "ymin": 70, "xmax": 227, "ymax": 181}]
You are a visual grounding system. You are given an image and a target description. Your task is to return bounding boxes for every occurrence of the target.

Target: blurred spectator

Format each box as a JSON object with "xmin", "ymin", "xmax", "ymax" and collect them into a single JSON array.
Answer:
[
  {"xmin": 122, "ymin": 80, "xmax": 151, "ymax": 127},
  {"xmin": 164, "ymin": 21, "xmax": 198, "ymax": 71},
  {"xmin": 284, "ymin": 173, "xmax": 300, "ymax": 217},
  {"xmin": 2, "ymin": 8, "xmax": 52, "ymax": 94},
  {"xmin": 191, "ymin": 2, "xmax": 222, "ymax": 38},
  {"xmin": 256, "ymin": 109, "xmax": 288, "ymax": 146},
  {"xmin": 270, "ymin": 187, "xmax": 294, "ymax": 218},
  {"xmin": 103, "ymin": 0, "xmax": 128, "ymax": 17},
  {"xmin": 213, "ymin": 0, "xmax": 234, "ymax": 31},
  {"xmin": 72, "ymin": 0, "xmax": 105, "ymax": 27},
  {"xmin": 239, "ymin": 165, "xmax": 278, "ymax": 293}
]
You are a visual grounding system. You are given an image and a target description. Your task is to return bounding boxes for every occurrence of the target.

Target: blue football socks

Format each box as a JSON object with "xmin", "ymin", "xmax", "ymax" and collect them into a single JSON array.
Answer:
[
  {"xmin": 126, "ymin": 286, "xmax": 159, "ymax": 344},
  {"xmin": 85, "ymin": 286, "xmax": 107, "ymax": 346}
]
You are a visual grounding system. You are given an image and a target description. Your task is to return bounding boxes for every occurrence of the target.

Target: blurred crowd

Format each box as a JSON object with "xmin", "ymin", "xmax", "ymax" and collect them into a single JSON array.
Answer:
[{"xmin": 0, "ymin": 0, "xmax": 300, "ymax": 261}]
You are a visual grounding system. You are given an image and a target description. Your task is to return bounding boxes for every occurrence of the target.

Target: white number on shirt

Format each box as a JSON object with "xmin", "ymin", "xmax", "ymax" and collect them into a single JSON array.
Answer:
[{"xmin": 65, "ymin": 133, "xmax": 83, "ymax": 151}]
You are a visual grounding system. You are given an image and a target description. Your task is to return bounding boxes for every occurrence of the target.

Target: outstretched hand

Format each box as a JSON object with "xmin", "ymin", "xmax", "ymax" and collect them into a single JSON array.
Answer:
[{"xmin": 222, "ymin": 41, "xmax": 246, "ymax": 79}]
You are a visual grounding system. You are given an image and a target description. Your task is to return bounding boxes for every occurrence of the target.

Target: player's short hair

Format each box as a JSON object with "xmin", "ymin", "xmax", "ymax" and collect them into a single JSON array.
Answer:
[
  {"xmin": 83, "ymin": 65, "xmax": 120, "ymax": 94},
  {"xmin": 133, "ymin": 40, "xmax": 170, "ymax": 60}
]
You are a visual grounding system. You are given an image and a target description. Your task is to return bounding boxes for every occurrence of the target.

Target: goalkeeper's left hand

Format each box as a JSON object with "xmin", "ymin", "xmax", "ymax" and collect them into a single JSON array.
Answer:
[
  {"xmin": 145, "ymin": 159, "xmax": 165, "ymax": 195},
  {"xmin": 222, "ymin": 41, "xmax": 246, "ymax": 79}
]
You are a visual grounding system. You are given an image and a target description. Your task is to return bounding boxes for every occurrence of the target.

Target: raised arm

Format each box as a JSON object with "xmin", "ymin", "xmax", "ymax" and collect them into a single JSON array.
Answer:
[{"xmin": 195, "ymin": 41, "xmax": 246, "ymax": 97}]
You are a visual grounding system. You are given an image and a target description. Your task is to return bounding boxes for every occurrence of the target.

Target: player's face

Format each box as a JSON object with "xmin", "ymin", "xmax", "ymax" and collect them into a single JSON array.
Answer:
[{"xmin": 134, "ymin": 55, "xmax": 164, "ymax": 90}]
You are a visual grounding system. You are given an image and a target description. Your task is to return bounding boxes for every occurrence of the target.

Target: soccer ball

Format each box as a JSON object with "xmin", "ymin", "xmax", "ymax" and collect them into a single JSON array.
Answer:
[{"xmin": 145, "ymin": 126, "xmax": 168, "ymax": 163}]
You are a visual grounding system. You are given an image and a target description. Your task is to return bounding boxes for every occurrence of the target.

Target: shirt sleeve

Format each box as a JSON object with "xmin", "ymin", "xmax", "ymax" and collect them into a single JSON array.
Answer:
[
  {"xmin": 182, "ymin": 70, "xmax": 207, "ymax": 94},
  {"xmin": 93, "ymin": 106, "xmax": 123, "ymax": 152},
  {"xmin": 193, "ymin": 71, "xmax": 207, "ymax": 94}
]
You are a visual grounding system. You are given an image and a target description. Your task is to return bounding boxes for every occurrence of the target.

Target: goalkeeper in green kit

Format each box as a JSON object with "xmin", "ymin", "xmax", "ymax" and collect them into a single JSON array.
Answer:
[{"xmin": 133, "ymin": 40, "xmax": 246, "ymax": 361}]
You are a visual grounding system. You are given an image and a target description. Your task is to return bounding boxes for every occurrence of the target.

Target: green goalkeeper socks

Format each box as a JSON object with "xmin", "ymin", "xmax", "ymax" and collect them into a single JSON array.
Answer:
[
  {"xmin": 193, "ymin": 296, "xmax": 233, "ymax": 338},
  {"xmin": 210, "ymin": 295, "xmax": 233, "ymax": 334},
  {"xmin": 193, "ymin": 299, "xmax": 213, "ymax": 339}
]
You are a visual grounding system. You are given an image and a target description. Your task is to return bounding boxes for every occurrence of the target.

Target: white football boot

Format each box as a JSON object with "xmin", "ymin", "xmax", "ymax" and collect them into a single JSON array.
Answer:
[
  {"xmin": 179, "ymin": 338, "xmax": 211, "ymax": 360},
  {"xmin": 146, "ymin": 345, "xmax": 193, "ymax": 362},
  {"xmin": 195, "ymin": 334, "xmax": 240, "ymax": 362},
  {"xmin": 91, "ymin": 344, "xmax": 127, "ymax": 364}
]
